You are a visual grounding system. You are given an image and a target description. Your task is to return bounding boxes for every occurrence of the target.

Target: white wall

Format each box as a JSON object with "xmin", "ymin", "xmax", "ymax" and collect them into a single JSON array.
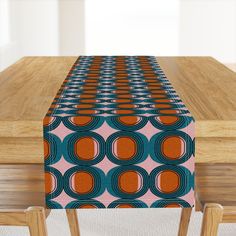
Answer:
[
  {"xmin": 58, "ymin": 0, "xmax": 85, "ymax": 55},
  {"xmin": 0, "ymin": 0, "xmax": 85, "ymax": 71},
  {"xmin": 10, "ymin": 0, "xmax": 59, "ymax": 56},
  {"xmin": 0, "ymin": 0, "xmax": 236, "ymax": 71},
  {"xmin": 0, "ymin": 0, "xmax": 9, "ymax": 47},
  {"xmin": 0, "ymin": 0, "xmax": 59, "ymax": 71},
  {"xmin": 85, "ymin": 0, "xmax": 180, "ymax": 56},
  {"xmin": 179, "ymin": 0, "xmax": 236, "ymax": 63},
  {"xmin": 85, "ymin": 0, "xmax": 236, "ymax": 63}
]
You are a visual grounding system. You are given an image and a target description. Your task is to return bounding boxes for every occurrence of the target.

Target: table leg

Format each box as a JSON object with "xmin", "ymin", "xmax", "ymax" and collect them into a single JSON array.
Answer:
[
  {"xmin": 66, "ymin": 209, "xmax": 80, "ymax": 236},
  {"xmin": 200, "ymin": 203, "xmax": 223, "ymax": 236},
  {"xmin": 178, "ymin": 207, "xmax": 192, "ymax": 236},
  {"xmin": 26, "ymin": 207, "xmax": 48, "ymax": 236}
]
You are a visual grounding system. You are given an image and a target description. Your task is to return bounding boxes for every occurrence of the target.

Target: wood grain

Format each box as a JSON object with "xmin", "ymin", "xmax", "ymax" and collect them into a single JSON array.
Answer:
[
  {"xmin": 0, "ymin": 164, "xmax": 44, "ymax": 209},
  {"xmin": 178, "ymin": 208, "xmax": 192, "ymax": 236},
  {"xmin": 1, "ymin": 164, "xmax": 235, "ymax": 235},
  {"xmin": 195, "ymin": 121, "xmax": 236, "ymax": 138},
  {"xmin": 0, "ymin": 206, "xmax": 48, "ymax": 236},
  {"xmin": 196, "ymin": 163, "xmax": 236, "ymax": 207},
  {"xmin": 200, "ymin": 203, "xmax": 223, "ymax": 236},
  {"xmin": 195, "ymin": 137, "xmax": 236, "ymax": 163},
  {"xmin": 0, "ymin": 209, "xmax": 27, "ymax": 225},
  {"xmin": 181, "ymin": 161, "xmax": 236, "ymax": 235},
  {"xmin": 0, "ymin": 57, "xmax": 236, "ymax": 164},
  {"xmin": 0, "ymin": 163, "xmax": 235, "ymax": 209},
  {"xmin": 222, "ymin": 206, "xmax": 236, "ymax": 223},
  {"xmin": 0, "ymin": 57, "xmax": 236, "ymax": 138},
  {"xmin": 158, "ymin": 57, "xmax": 236, "ymax": 137},
  {"xmin": 2, "ymin": 137, "xmax": 236, "ymax": 164},
  {"xmin": 66, "ymin": 209, "xmax": 81, "ymax": 236},
  {"xmin": 0, "ymin": 138, "xmax": 43, "ymax": 163},
  {"xmin": 26, "ymin": 207, "xmax": 48, "ymax": 236},
  {"xmin": 0, "ymin": 57, "xmax": 77, "ymax": 138}
]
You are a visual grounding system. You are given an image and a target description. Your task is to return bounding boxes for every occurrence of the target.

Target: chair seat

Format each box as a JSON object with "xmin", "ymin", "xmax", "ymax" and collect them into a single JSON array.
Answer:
[
  {"xmin": 0, "ymin": 164, "xmax": 44, "ymax": 209},
  {"xmin": 196, "ymin": 163, "xmax": 236, "ymax": 209}
]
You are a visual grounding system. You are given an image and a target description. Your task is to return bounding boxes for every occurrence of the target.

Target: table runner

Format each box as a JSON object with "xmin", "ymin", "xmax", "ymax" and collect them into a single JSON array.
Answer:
[{"xmin": 44, "ymin": 56, "xmax": 195, "ymax": 209}]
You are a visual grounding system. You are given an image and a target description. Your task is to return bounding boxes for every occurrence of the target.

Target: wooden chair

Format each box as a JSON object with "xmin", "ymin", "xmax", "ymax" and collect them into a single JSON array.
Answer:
[
  {"xmin": 0, "ymin": 164, "xmax": 80, "ymax": 236},
  {"xmin": 0, "ymin": 207, "xmax": 49, "ymax": 236},
  {"xmin": 0, "ymin": 207, "xmax": 80, "ymax": 236},
  {"xmin": 178, "ymin": 163, "xmax": 236, "ymax": 236}
]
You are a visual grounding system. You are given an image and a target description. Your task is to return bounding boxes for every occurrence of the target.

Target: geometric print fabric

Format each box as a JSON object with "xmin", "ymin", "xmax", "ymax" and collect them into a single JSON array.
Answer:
[{"xmin": 44, "ymin": 56, "xmax": 195, "ymax": 209}]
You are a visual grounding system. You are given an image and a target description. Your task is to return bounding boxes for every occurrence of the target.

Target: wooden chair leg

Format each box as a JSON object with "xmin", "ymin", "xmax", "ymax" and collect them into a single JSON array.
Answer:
[
  {"xmin": 178, "ymin": 207, "xmax": 192, "ymax": 236},
  {"xmin": 66, "ymin": 209, "xmax": 80, "ymax": 236},
  {"xmin": 200, "ymin": 203, "xmax": 223, "ymax": 236},
  {"xmin": 45, "ymin": 209, "xmax": 51, "ymax": 218},
  {"xmin": 26, "ymin": 207, "xmax": 48, "ymax": 236},
  {"xmin": 195, "ymin": 193, "xmax": 203, "ymax": 212}
]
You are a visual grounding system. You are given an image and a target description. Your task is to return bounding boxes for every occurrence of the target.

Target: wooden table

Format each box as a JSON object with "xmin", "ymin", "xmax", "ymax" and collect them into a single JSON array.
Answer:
[
  {"xmin": 1, "ymin": 57, "xmax": 236, "ymax": 236},
  {"xmin": 0, "ymin": 56, "xmax": 236, "ymax": 164}
]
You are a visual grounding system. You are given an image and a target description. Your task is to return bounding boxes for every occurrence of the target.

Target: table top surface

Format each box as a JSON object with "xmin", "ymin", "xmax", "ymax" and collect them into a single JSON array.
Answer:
[{"xmin": 1, "ymin": 56, "xmax": 236, "ymax": 138}]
